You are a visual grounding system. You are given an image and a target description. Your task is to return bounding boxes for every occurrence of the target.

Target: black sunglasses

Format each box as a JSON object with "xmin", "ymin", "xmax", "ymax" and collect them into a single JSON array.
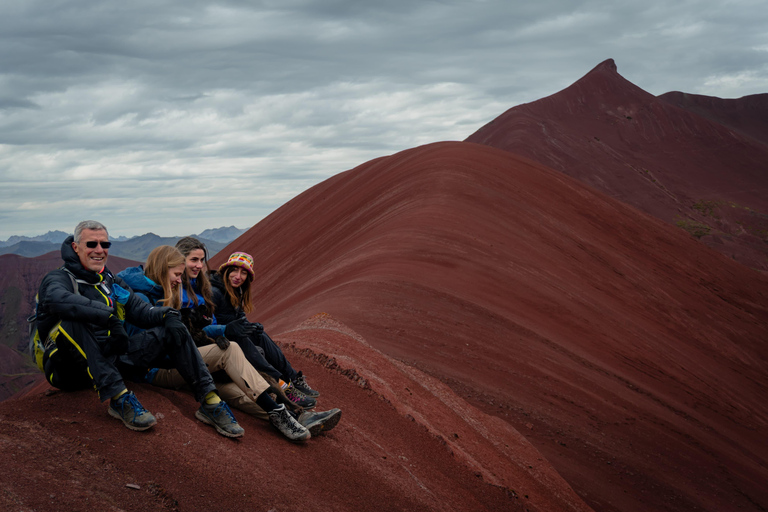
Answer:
[{"xmin": 85, "ymin": 241, "xmax": 112, "ymax": 249}]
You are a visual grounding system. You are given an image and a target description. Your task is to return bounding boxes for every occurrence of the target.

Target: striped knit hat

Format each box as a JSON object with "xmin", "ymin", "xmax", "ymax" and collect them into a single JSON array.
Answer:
[{"xmin": 218, "ymin": 252, "xmax": 255, "ymax": 279}]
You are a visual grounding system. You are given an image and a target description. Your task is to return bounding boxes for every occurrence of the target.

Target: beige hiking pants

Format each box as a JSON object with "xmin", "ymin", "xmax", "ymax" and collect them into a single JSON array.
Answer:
[{"xmin": 152, "ymin": 342, "xmax": 270, "ymax": 420}]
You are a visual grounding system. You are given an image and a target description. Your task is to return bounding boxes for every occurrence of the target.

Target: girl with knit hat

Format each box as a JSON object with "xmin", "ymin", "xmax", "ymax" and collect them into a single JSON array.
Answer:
[{"xmin": 210, "ymin": 250, "xmax": 321, "ymax": 403}]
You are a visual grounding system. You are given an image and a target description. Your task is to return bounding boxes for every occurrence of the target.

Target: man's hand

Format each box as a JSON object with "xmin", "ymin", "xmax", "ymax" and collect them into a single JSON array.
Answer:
[
  {"xmin": 105, "ymin": 315, "xmax": 129, "ymax": 355},
  {"xmin": 163, "ymin": 310, "xmax": 189, "ymax": 347},
  {"xmin": 215, "ymin": 336, "xmax": 230, "ymax": 350},
  {"xmin": 224, "ymin": 317, "xmax": 254, "ymax": 341}
]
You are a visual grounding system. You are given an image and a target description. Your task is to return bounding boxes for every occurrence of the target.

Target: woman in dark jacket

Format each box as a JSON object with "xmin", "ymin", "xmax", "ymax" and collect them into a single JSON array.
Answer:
[{"xmin": 210, "ymin": 251, "xmax": 321, "ymax": 402}]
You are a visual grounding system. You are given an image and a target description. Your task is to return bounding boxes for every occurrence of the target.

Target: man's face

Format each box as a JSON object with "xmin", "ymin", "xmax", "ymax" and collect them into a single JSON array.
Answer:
[{"xmin": 72, "ymin": 229, "xmax": 109, "ymax": 272}]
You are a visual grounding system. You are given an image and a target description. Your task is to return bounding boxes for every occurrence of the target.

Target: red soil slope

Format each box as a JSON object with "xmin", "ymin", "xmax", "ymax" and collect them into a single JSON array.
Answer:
[
  {"xmin": 1, "ymin": 314, "xmax": 587, "ymax": 512},
  {"xmin": 211, "ymin": 141, "xmax": 768, "ymax": 512},
  {"xmin": 466, "ymin": 59, "xmax": 768, "ymax": 271}
]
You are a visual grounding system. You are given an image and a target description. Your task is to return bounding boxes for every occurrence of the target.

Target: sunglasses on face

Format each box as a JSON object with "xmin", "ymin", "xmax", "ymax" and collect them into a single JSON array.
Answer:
[{"xmin": 84, "ymin": 241, "xmax": 112, "ymax": 249}]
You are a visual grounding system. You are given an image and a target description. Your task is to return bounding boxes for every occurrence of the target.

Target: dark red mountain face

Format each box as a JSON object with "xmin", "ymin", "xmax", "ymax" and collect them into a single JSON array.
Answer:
[
  {"xmin": 466, "ymin": 59, "xmax": 768, "ymax": 272},
  {"xmin": 210, "ymin": 140, "xmax": 768, "ymax": 512},
  {"xmin": 659, "ymin": 90, "xmax": 768, "ymax": 145}
]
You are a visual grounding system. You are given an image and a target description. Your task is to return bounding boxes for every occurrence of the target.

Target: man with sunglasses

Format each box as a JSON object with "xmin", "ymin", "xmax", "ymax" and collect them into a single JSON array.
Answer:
[{"xmin": 35, "ymin": 220, "xmax": 244, "ymax": 437}]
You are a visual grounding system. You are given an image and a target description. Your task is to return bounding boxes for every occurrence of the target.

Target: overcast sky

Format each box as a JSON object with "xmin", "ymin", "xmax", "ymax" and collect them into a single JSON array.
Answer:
[{"xmin": 1, "ymin": 0, "xmax": 766, "ymax": 240}]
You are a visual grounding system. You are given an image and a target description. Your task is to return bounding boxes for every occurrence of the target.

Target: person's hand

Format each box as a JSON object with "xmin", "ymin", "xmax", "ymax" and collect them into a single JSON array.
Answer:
[
  {"xmin": 163, "ymin": 310, "xmax": 188, "ymax": 347},
  {"xmin": 224, "ymin": 317, "xmax": 254, "ymax": 340},
  {"xmin": 215, "ymin": 336, "xmax": 230, "ymax": 350},
  {"xmin": 251, "ymin": 322, "xmax": 264, "ymax": 335},
  {"xmin": 105, "ymin": 315, "xmax": 129, "ymax": 355}
]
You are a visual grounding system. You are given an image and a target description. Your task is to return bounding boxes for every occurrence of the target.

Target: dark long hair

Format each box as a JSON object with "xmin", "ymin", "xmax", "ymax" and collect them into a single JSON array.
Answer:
[
  {"xmin": 175, "ymin": 236, "xmax": 213, "ymax": 310},
  {"xmin": 222, "ymin": 265, "xmax": 254, "ymax": 314}
]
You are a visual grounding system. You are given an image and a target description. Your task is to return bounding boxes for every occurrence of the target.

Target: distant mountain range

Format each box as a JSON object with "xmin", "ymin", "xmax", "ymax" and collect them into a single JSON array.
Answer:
[
  {"xmin": 0, "ymin": 230, "xmax": 70, "ymax": 247},
  {"xmin": 0, "ymin": 226, "xmax": 247, "ymax": 260}
]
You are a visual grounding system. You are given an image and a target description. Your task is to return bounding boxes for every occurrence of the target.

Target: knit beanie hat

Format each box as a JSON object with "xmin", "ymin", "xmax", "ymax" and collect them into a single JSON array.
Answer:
[{"xmin": 219, "ymin": 252, "xmax": 255, "ymax": 279}]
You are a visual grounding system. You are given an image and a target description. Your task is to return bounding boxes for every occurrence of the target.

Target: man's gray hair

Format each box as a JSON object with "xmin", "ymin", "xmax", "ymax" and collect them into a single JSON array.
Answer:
[{"xmin": 74, "ymin": 220, "xmax": 109, "ymax": 243}]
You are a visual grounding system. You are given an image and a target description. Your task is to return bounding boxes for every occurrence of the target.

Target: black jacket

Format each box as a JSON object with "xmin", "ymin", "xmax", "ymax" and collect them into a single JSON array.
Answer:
[
  {"xmin": 37, "ymin": 236, "xmax": 169, "ymax": 340},
  {"xmin": 209, "ymin": 272, "xmax": 245, "ymax": 325}
]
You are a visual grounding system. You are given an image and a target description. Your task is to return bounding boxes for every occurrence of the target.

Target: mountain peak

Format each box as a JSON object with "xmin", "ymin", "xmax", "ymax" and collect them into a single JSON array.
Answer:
[{"xmin": 591, "ymin": 57, "xmax": 617, "ymax": 73}]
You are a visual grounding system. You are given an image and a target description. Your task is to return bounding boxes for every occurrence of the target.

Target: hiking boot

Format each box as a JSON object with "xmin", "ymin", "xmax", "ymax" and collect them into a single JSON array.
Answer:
[
  {"xmin": 296, "ymin": 408, "xmax": 342, "ymax": 437},
  {"xmin": 284, "ymin": 383, "xmax": 316, "ymax": 409},
  {"xmin": 269, "ymin": 404, "xmax": 310, "ymax": 442},
  {"xmin": 291, "ymin": 371, "xmax": 320, "ymax": 398},
  {"xmin": 195, "ymin": 401, "xmax": 244, "ymax": 438},
  {"xmin": 109, "ymin": 391, "xmax": 157, "ymax": 431}
]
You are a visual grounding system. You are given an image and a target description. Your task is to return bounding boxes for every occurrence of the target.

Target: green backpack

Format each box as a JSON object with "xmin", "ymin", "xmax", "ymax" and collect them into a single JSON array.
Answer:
[{"xmin": 27, "ymin": 268, "xmax": 79, "ymax": 372}]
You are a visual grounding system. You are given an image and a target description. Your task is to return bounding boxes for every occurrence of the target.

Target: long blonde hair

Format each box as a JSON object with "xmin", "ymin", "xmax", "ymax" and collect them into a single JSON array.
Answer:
[{"xmin": 144, "ymin": 245, "xmax": 185, "ymax": 310}]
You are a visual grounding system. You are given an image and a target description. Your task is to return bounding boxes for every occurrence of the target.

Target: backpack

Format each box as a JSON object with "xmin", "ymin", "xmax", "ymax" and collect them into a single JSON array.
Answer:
[{"xmin": 27, "ymin": 268, "xmax": 79, "ymax": 372}]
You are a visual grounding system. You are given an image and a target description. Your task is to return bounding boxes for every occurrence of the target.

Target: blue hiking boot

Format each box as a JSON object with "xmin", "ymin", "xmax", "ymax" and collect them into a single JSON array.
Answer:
[
  {"xmin": 109, "ymin": 391, "xmax": 157, "ymax": 431},
  {"xmin": 196, "ymin": 401, "xmax": 244, "ymax": 438}
]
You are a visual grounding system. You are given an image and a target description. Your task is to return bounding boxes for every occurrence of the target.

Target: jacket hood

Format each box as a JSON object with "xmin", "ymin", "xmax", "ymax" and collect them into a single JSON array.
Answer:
[
  {"xmin": 61, "ymin": 235, "xmax": 108, "ymax": 283},
  {"xmin": 209, "ymin": 271, "xmax": 226, "ymax": 292},
  {"xmin": 117, "ymin": 266, "xmax": 164, "ymax": 300}
]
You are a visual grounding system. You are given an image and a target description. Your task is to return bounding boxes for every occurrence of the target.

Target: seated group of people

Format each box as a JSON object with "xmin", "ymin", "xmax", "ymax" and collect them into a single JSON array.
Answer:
[{"xmin": 35, "ymin": 220, "xmax": 341, "ymax": 442}]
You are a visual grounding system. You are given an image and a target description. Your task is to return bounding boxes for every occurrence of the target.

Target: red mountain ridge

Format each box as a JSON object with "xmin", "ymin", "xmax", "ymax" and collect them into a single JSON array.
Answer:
[{"xmin": 466, "ymin": 59, "xmax": 768, "ymax": 272}]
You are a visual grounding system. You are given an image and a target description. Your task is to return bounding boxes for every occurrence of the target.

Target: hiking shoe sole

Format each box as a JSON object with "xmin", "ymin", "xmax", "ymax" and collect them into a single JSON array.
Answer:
[
  {"xmin": 195, "ymin": 409, "xmax": 244, "ymax": 438},
  {"xmin": 305, "ymin": 409, "xmax": 341, "ymax": 437}
]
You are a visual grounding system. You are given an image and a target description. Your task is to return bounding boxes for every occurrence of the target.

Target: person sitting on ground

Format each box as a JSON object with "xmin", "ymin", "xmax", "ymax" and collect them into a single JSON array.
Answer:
[
  {"xmin": 35, "ymin": 220, "xmax": 242, "ymax": 437},
  {"xmin": 210, "ymin": 251, "xmax": 321, "ymax": 402},
  {"xmin": 117, "ymin": 245, "xmax": 340, "ymax": 440},
  {"xmin": 174, "ymin": 238, "xmax": 317, "ymax": 409}
]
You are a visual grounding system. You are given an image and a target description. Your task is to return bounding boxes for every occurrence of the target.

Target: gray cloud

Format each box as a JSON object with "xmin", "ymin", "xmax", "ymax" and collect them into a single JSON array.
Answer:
[{"xmin": 1, "ymin": 0, "xmax": 766, "ymax": 239}]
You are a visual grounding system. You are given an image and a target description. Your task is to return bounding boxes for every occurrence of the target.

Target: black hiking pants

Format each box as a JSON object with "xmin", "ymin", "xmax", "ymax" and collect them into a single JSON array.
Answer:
[
  {"xmin": 44, "ymin": 320, "xmax": 216, "ymax": 402},
  {"xmin": 233, "ymin": 330, "xmax": 297, "ymax": 383}
]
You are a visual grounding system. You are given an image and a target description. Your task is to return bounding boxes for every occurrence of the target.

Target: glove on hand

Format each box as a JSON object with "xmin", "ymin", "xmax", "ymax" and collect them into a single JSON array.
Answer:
[
  {"xmin": 163, "ymin": 310, "xmax": 189, "ymax": 347},
  {"xmin": 251, "ymin": 322, "xmax": 264, "ymax": 335},
  {"xmin": 215, "ymin": 336, "xmax": 230, "ymax": 350},
  {"xmin": 224, "ymin": 317, "xmax": 254, "ymax": 340},
  {"xmin": 105, "ymin": 315, "xmax": 129, "ymax": 355}
]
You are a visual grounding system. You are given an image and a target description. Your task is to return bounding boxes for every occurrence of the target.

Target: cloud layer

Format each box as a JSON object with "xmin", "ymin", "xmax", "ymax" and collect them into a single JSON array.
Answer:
[{"xmin": 2, "ymin": 0, "xmax": 767, "ymax": 238}]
